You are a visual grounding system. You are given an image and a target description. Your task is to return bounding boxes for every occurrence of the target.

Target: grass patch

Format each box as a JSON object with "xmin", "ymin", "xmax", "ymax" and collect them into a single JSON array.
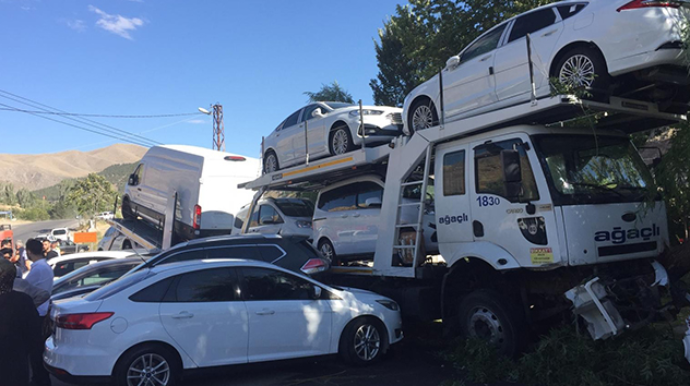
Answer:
[{"xmin": 444, "ymin": 325, "xmax": 689, "ymax": 386}]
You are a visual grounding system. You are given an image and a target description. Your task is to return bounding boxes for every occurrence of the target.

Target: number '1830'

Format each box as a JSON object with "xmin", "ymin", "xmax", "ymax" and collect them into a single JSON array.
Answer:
[{"xmin": 476, "ymin": 196, "xmax": 500, "ymax": 207}]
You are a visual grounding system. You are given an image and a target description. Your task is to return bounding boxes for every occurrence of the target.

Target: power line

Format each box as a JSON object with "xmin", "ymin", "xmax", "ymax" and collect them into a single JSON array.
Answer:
[
  {"xmin": 0, "ymin": 102, "xmax": 153, "ymax": 148},
  {"xmin": 0, "ymin": 89, "xmax": 162, "ymax": 146},
  {"xmin": 0, "ymin": 106, "xmax": 203, "ymax": 119}
]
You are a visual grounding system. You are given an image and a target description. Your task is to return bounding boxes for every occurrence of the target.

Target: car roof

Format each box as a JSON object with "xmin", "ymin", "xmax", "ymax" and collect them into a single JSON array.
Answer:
[
  {"xmin": 168, "ymin": 233, "xmax": 288, "ymax": 251},
  {"xmin": 150, "ymin": 258, "xmax": 278, "ymax": 275},
  {"xmin": 47, "ymin": 250, "xmax": 135, "ymax": 265}
]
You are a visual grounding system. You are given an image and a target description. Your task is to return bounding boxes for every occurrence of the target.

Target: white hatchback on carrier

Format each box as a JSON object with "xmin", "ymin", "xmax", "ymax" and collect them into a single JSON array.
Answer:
[{"xmin": 44, "ymin": 259, "xmax": 403, "ymax": 385}]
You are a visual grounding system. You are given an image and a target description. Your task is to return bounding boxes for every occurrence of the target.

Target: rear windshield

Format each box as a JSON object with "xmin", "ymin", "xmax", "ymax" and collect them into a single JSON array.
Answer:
[
  {"xmin": 276, "ymin": 200, "xmax": 314, "ymax": 217},
  {"xmin": 85, "ymin": 269, "xmax": 153, "ymax": 301}
]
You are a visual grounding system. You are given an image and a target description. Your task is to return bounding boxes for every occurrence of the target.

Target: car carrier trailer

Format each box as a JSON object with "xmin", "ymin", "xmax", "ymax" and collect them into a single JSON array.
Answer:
[{"xmin": 239, "ymin": 93, "xmax": 689, "ymax": 356}]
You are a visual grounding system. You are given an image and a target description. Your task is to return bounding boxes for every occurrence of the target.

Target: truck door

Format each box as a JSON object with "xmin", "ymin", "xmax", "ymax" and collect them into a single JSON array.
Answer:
[
  {"xmin": 469, "ymin": 135, "xmax": 562, "ymax": 268},
  {"xmin": 434, "ymin": 144, "xmax": 474, "ymax": 247}
]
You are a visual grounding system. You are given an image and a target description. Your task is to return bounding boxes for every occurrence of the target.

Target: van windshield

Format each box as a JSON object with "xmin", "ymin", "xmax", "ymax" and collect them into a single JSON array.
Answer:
[
  {"xmin": 275, "ymin": 199, "xmax": 314, "ymax": 217},
  {"xmin": 532, "ymin": 134, "xmax": 655, "ymax": 205}
]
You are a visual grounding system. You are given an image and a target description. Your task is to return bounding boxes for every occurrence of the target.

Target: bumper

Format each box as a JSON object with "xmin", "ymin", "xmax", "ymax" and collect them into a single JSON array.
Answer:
[
  {"xmin": 44, "ymin": 362, "xmax": 111, "ymax": 385},
  {"xmin": 609, "ymin": 45, "xmax": 687, "ymax": 78},
  {"xmin": 44, "ymin": 336, "xmax": 116, "ymax": 378}
]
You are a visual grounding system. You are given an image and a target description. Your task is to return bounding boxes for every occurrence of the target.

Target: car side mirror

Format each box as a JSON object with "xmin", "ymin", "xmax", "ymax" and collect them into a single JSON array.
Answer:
[
  {"xmin": 364, "ymin": 197, "xmax": 382, "ymax": 208},
  {"xmin": 260, "ymin": 215, "xmax": 275, "ymax": 225},
  {"xmin": 128, "ymin": 174, "xmax": 136, "ymax": 186},
  {"xmin": 311, "ymin": 286, "xmax": 322, "ymax": 300},
  {"xmin": 446, "ymin": 55, "xmax": 460, "ymax": 69},
  {"xmin": 501, "ymin": 149, "xmax": 523, "ymax": 201},
  {"xmin": 312, "ymin": 108, "xmax": 324, "ymax": 118}
]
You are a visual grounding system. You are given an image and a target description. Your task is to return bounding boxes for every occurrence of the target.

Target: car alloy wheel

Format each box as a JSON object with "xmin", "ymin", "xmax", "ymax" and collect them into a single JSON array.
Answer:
[
  {"xmin": 411, "ymin": 103, "xmax": 435, "ymax": 133},
  {"xmin": 127, "ymin": 353, "xmax": 170, "ymax": 386},
  {"xmin": 332, "ymin": 129, "xmax": 350, "ymax": 155},
  {"xmin": 264, "ymin": 153, "xmax": 278, "ymax": 173},
  {"xmin": 559, "ymin": 54, "xmax": 595, "ymax": 88},
  {"xmin": 319, "ymin": 241, "xmax": 334, "ymax": 261},
  {"xmin": 354, "ymin": 323, "xmax": 381, "ymax": 362}
]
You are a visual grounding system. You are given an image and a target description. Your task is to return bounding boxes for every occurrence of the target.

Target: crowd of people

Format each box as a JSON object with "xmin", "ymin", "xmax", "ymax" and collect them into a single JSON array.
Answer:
[{"xmin": 0, "ymin": 238, "xmax": 58, "ymax": 386}]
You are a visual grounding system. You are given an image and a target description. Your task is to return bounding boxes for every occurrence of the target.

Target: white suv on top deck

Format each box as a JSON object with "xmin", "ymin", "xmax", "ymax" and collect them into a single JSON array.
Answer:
[{"xmin": 403, "ymin": 0, "xmax": 690, "ymax": 134}]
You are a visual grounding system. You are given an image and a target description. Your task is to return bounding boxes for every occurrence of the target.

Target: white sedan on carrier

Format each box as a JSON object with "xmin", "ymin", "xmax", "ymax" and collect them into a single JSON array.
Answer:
[
  {"xmin": 403, "ymin": 0, "xmax": 690, "ymax": 134},
  {"xmin": 44, "ymin": 259, "xmax": 403, "ymax": 386},
  {"xmin": 263, "ymin": 101, "xmax": 403, "ymax": 173}
]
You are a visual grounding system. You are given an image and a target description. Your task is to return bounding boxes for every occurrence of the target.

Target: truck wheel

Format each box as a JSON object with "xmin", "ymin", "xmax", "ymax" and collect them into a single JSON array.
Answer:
[
  {"xmin": 339, "ymin": 317, "xmax": 387, "ymax": 366},
  {"xmin": 457, "ymin": 289, "xmax": 526, "ymax": 358},
  {"xmin": 330, "ymin": 125, "xmax": 354, "ymax": 156},
  {"xmin": 122, "ymin": 197, "xmax": 135, "ymax": 220}
]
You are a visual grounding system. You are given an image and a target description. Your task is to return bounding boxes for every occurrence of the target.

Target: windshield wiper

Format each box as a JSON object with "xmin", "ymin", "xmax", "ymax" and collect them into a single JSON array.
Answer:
[{"xmin": 568, "ymin": 182, "xmax": 625, "ymax": 197}]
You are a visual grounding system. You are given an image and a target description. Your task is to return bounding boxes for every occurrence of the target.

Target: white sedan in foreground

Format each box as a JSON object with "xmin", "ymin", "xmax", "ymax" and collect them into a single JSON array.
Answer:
[
  {"xmin": 263, "ymin": 101, "xmax": 403, "ymax": 173},
  {"xmin": 45, "ymin": 259, "xmax": 403, "ymax": 385},
  {"xmin": 403, "ymin": 0, "xmax": 690, "ymax": 134}
]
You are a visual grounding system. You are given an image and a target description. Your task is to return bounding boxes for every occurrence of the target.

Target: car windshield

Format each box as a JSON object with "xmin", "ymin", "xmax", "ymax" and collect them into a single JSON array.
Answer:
[
  {"xmin": 275, "ymin": 199, "xmax": 314, "ymax": 217},
  {"xmin": 323, "ymin": 102, "xmax": 355, "ymax": 110},
  {"xmin": 533, "ymin": 134, "xmax": 656, "ymax": 205}
]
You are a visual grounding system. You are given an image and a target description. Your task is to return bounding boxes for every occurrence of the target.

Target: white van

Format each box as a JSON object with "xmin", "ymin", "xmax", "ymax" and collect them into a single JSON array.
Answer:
[
  {"xmin": 312, "ymin": 174, "xmax": 438, "ymax": 263},
  {"xmin": 122, "ymin": 145, "xmax": 260, "ymax": 241}
]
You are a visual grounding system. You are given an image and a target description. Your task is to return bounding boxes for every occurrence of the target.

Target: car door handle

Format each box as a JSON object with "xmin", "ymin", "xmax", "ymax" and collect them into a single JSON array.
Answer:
[
  {"xmin": 479, "ymin": 55, "xmax": 491, "ymax": 62},
  {"xmin": 255, "ymin": 310, "xmax": 275, "ymax": 316},
  {"xmin": 340, "ymin": 214, "xmax": 348, "ymax": 218},
  {"xmin": 137, "ymin": 188, "xmax": 142, "ymax": 191},
  {"xmin": 541, "ymin": 29, "xmax": 557, "ymax": 37},
  {"xmin": 352, "ymin": 213, "xmax": 361, "ymax": 218},
  {"xmin": 172, "ymin": 312, "xmax": 194, "ymax": 319}
]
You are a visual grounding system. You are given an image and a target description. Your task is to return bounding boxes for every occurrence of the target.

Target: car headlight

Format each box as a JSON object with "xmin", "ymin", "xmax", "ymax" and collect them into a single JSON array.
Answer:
[
  {"xmin": 296, "ymin": 220, "xmax": 312, "ymax": 229},
  {"xmin": 376, "ymin": 299, "xmax": 400, "ymax": 311},
  {"xmin": 349, "ymin": 110, "xmax": 384, "ymax": 117}
]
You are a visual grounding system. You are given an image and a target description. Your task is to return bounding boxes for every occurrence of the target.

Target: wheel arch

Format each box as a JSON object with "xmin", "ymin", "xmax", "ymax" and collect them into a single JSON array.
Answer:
[
  {"xmin": 337, "ymin": 314, "xmax": 390, "ymax": 354},
  {"xmin": 112, "ymin": 340, "xmax": 185, "ymax": 378},
  {"xmin": 330, "ymin": 120, "xmax": 350, "ymax": 132},
  {"xmin": 549, "ymin": 41, "xmax": 608, "ymax": 78}
]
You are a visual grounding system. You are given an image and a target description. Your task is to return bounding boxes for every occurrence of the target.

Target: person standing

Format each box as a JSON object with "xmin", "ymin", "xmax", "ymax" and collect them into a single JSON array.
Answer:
[
  {"xmin": 14, "ymin": 240, "xmax": 28, "ymax": 277},
  {"xmin": 42, "ymin": 239, "xmax": 58, "ymax": 260},
  {"xmin": 50, "ymin": 240, "xmax": 61, "ymax": 257},
  {"xmin": 25, "ymin": 238, "xmax": 53, "ymax": 386},
  {"xmin": 0, "ymin": 258, "xmax": 41, "ymax": 386}
]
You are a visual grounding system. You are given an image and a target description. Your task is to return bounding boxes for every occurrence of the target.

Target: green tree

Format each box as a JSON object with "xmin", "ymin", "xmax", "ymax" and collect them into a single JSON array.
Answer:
[
  {"xmin": 65, "ymin": 174, "xmax": 118, "ymax": 219},
  {"xmin": 15, "ymin": 188, "xmax": 36, "ymax": 208},
  {"xmin": 304, "ymin": 81, "xmax": 354, "ymax": 103}
]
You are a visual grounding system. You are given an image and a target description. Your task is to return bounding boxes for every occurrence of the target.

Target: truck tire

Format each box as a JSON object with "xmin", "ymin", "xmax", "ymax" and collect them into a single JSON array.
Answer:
[{"xmin": 457, "ymin": 289, "xmax": 527, "ymax": 358}]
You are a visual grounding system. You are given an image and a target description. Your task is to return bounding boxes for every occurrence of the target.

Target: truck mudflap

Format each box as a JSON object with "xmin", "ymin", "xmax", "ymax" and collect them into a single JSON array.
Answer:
[{"xmin": 565, "ymin": 260, "xmax": 673, "ymax": 340}]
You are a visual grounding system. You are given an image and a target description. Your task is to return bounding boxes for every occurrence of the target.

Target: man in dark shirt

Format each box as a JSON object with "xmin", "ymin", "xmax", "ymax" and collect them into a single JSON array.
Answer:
[{"xmin": 42, "ymin": 239, "xmax": 58, "ymax": 260}]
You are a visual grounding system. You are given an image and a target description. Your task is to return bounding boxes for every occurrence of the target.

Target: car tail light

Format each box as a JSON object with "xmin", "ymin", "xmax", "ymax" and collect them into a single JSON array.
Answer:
[
  {"xmin": 301, "ymin": 258, "xmax": 330, "ymax": 275},
  {"xmin": 193, "ymin": 205, "xmax": 202, "ymax": 230},
  {"xmin": 618, "ymin": 0, "xmax": 682, "ymax": 11},
  {"xmin": 55, "ymin": 312, "xmax": 114, "ymax": 330},
  {"xmin": 224, "ymin": 155, "xmax": 246, "ymax": 161}
]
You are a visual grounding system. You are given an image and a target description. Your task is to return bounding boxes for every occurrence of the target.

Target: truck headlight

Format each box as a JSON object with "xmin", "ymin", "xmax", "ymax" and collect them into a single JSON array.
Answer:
[
  {"xmin": 376, "ymin": 299, "xmax": 400, "ymax": 311},
  {"xmin": 349, "ymin": 110, "xmax": 384, "ymax": 117}
]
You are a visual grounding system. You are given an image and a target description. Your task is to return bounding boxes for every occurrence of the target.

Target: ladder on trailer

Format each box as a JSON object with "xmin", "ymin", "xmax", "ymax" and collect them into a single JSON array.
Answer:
[{"xmin": 393, "ymin": 146, "xmax": 433, "ymax": 268}]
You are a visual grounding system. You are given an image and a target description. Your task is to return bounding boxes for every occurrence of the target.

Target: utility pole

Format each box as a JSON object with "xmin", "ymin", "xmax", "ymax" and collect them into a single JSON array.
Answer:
[{"xmin": 212, "ymin": 104, "xmax": 225, "ymax": 152}]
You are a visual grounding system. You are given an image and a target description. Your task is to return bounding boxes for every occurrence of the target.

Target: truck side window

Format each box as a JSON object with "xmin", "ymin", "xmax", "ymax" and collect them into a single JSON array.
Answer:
[
  {"xmin": 475, "ymin": 139, "xmax": 539, "ymax": 202},
  {"xmin": 443, "ymin": 150, "xmax": 466, "ymax": 196},
  {"xmin": 318, "ymin": 185, "xmax": 357, "ymax": 212}
]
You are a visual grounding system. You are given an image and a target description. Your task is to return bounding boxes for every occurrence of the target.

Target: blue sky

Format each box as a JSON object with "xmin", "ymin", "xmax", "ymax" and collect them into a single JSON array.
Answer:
[{"xmin": 0, "ymin": 0, "xmax": 406, "ymax": 156}]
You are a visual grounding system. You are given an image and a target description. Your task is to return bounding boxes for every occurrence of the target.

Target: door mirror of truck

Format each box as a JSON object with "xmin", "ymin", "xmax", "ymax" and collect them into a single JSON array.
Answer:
[
  {"xmin": 501, "ymin": 149, "xmax": 523, "ymax": 201},
  {"xmin": 260, "ymin": 215, "xmax": 275, "ymax": 225},
  {"xmin": 446, "ymin": 55, "xmax": 460, "ymax": 69},
  {"xmin": 364, "ymin": 197, "xmax": 382, "ymax": 208},
  {"xmin": 638, "ymin": 146, "xmax": 662, "ymax": 168},
  {"xmin": 311, "ymin": 285, "xmax": 322, "ymax": 300}
]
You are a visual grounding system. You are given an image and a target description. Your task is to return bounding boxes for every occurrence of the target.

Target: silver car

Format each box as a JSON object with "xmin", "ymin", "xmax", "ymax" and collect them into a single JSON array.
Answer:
[{"xmin": 262, "ymin": 102, "xmax": 403, "ymax": 173}]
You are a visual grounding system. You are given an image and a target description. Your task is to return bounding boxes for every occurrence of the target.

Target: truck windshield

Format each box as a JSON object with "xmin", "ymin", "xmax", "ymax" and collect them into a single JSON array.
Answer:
[{"xmin": 532, "ymin": 134, "xmax": 655, "ymax": 205}]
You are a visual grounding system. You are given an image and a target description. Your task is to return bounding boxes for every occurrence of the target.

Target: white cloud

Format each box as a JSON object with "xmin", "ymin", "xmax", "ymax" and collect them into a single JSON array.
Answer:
[
  {"xmin": 88, "ymin": 5, "xmax": 144, "ymax": 40},
  {"xmin": 65, "ymin": 19, "xmax": 86, "ymax": 32},
  {"xmin": 187, "ymin": 119, "xmax": 208, "ymax": 124}
]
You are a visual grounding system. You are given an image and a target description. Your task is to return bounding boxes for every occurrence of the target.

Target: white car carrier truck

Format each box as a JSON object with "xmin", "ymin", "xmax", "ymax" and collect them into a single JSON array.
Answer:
[{"xmin": 239, "ymin": 94, "xmax": 689, "ymax": 356}]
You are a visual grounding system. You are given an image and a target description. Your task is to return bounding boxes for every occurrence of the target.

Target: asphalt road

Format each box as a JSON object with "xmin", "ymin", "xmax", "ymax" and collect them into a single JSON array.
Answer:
[
  {"xmin": 12, "ymin": 218, "xmax": 80, "ymax": 244},
  {"xmin": 52, "ymin": 323, "xmax": 456, "ymax": 386}
]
